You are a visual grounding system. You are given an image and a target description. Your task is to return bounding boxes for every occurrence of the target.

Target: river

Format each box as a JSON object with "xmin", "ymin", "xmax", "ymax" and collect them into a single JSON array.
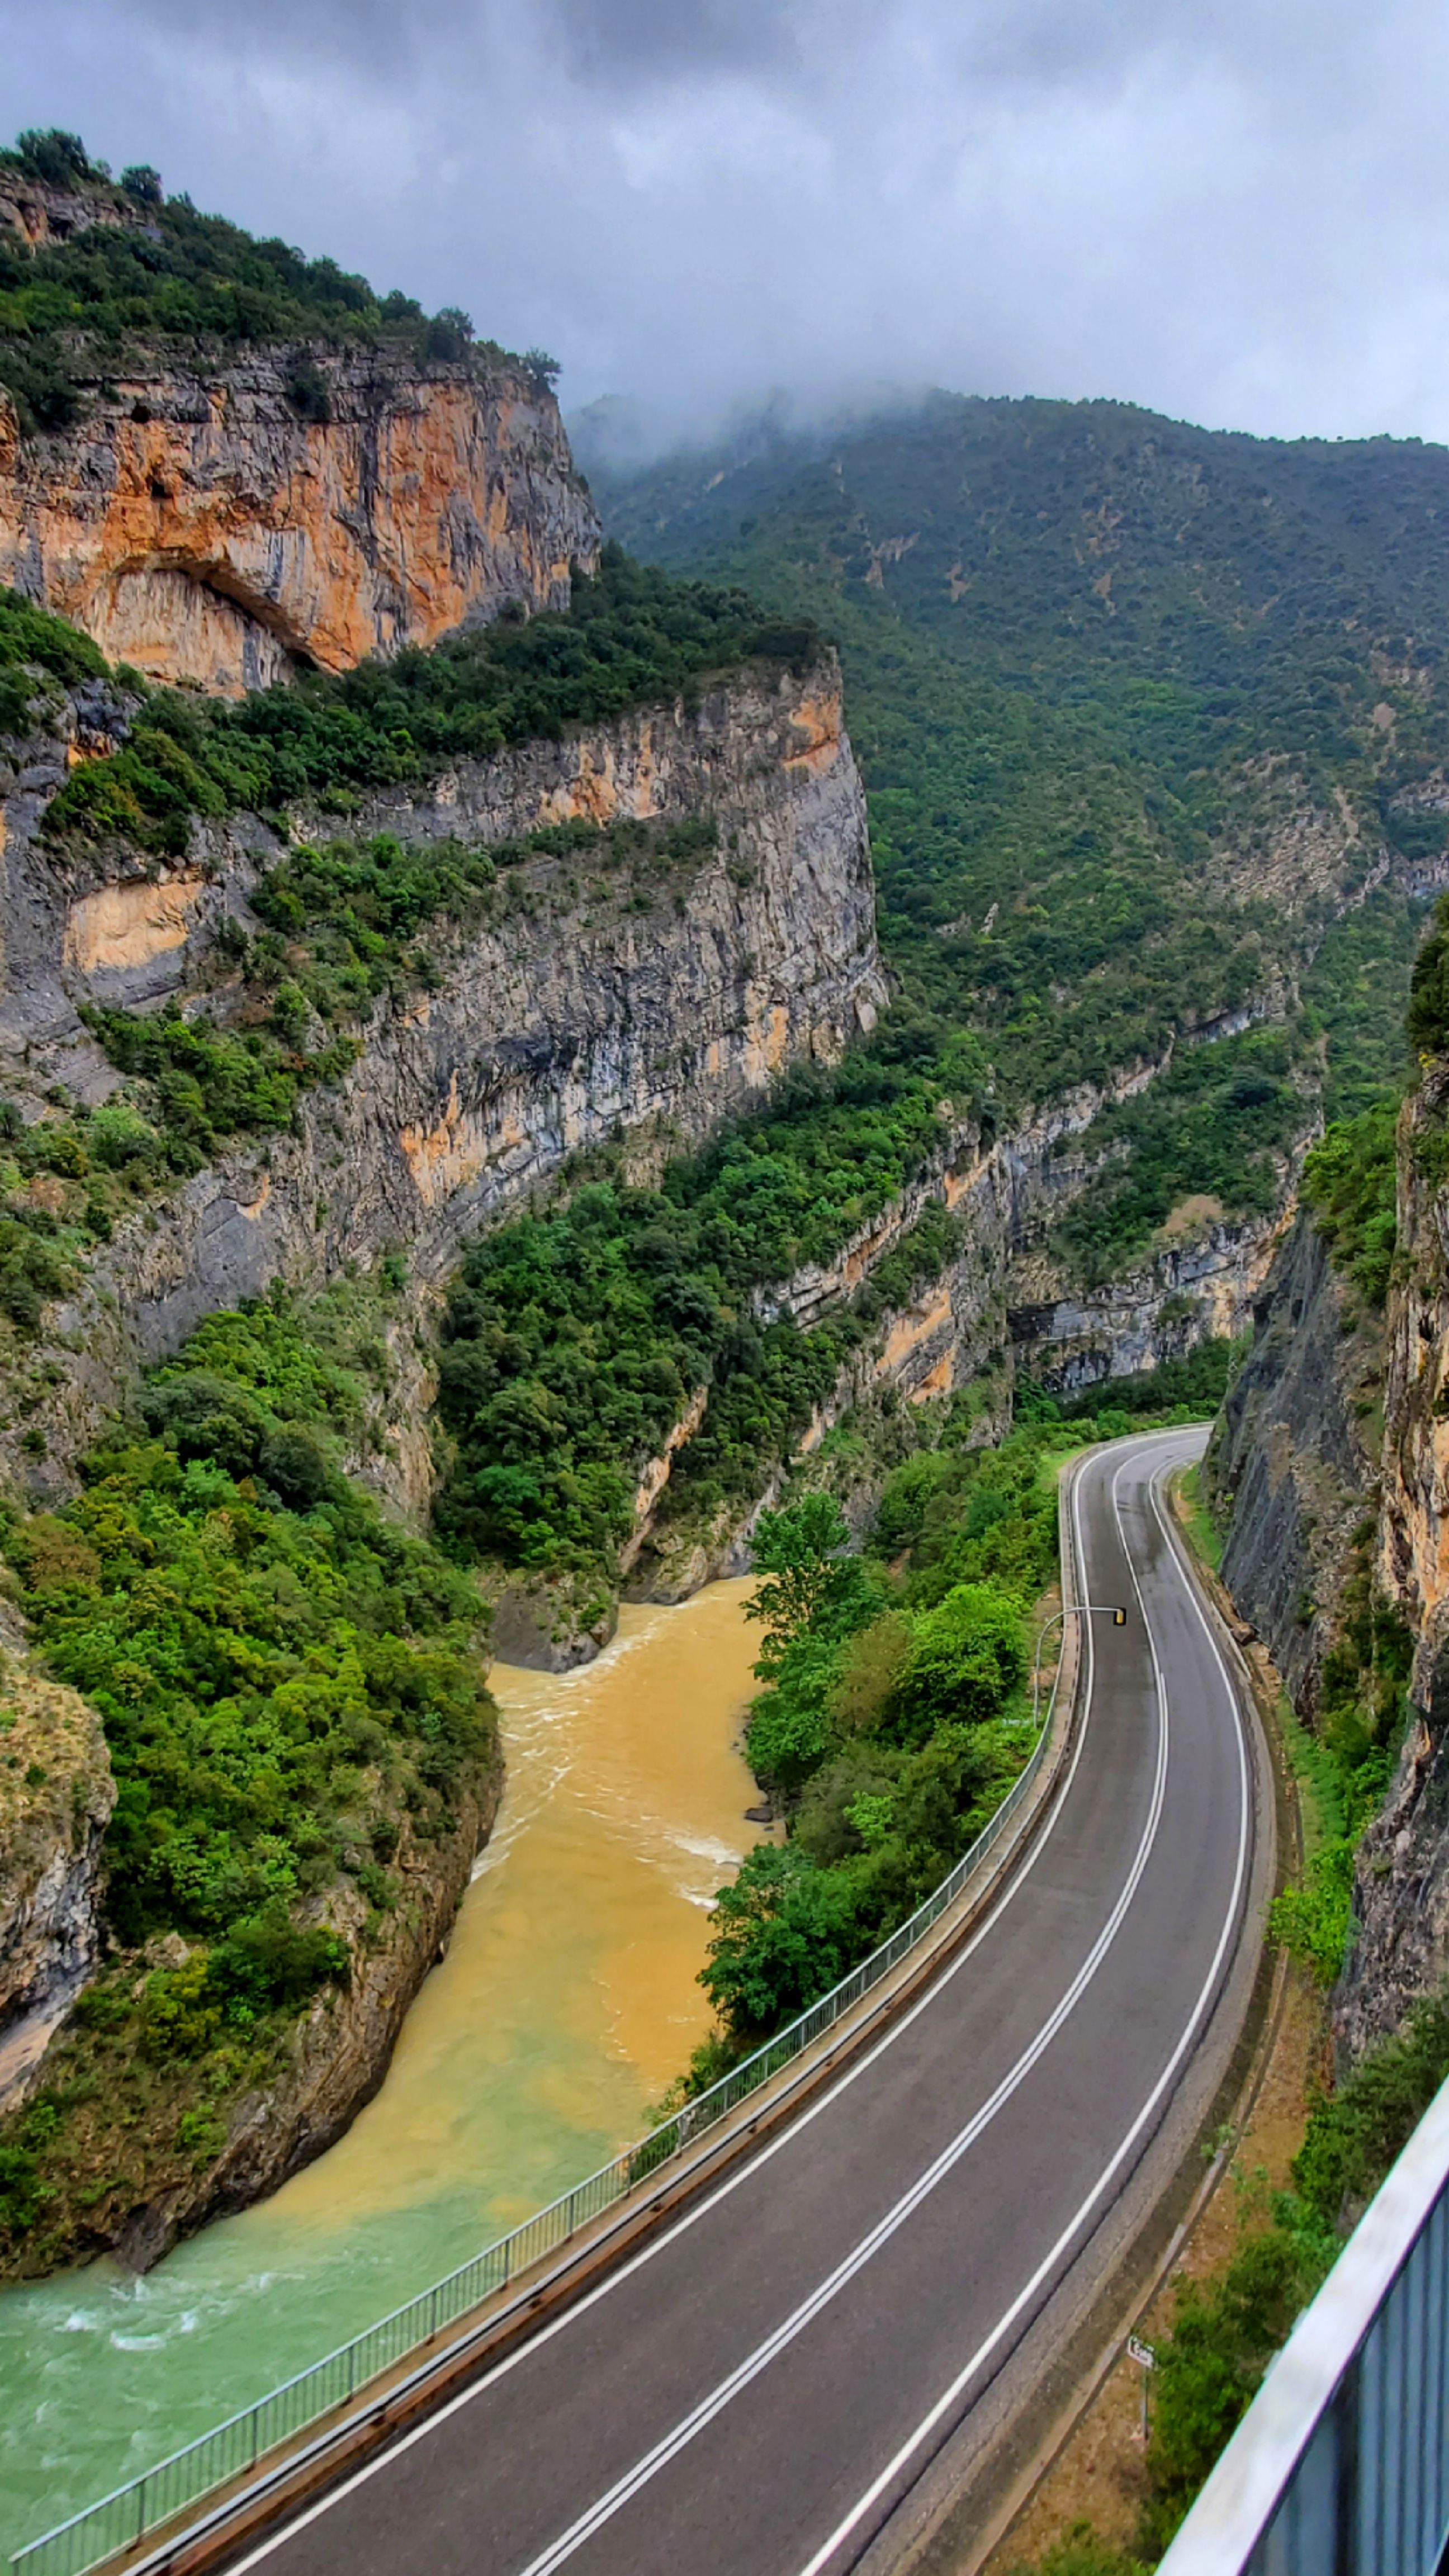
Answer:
[{"xmin": 1, "ymin": 1579, "xmax": 762, "ymax": 2554}]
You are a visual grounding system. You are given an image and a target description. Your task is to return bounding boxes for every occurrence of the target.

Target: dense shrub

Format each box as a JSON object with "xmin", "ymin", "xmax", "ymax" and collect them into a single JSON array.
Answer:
[
  {"xmin": 1269, "ymin": 1547, "xmax": 1412, "ymax": 1983},
  {"xmin": 1292, "ymin": 1991, "xmax": 1449, "ymax": 2230},
  {"xmin": 81, "ymin": 1001, "xmax": 335, "ymax": 1161},
  {"xmin": 434, "ymin": 1071, "xmax": 953, "ymax": 1580},
  {"xmin": 1300, "ymin": 1104, "xmax": 1399, "ymax": 1306},
  {"xmin": 0, "ymin": 128, "xmax": 523, "ymax": 434},
  {"xmin": 1138, "ymin": 2228, "xmax": 1328, "ymax": 2554},
  {"xmin": 1006, "ymin": 2531, "xmax": 1146, "ymax": 2576},
  {"xmin": 40, "ymin": 550, "xmax": 822, "ymax": 856},
  {"xmin": 1050, "ymin": 1025, "xmax": 1309, "ymax": 1287},
  {"xmin": 695, "ymin": 1442, "xmax": 1052, "ymax": 2056},
  {"xmin": 1408, "ymin": 892, "xmax": 1449, "ymax": 1056},
  {"xmin": 7, "ymin": 1290, "xmax": 495, "ymax": 1948}
]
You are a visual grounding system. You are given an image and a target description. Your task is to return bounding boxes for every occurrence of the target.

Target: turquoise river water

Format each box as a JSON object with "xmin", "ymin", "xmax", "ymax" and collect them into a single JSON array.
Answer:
[{"xmin": 0, "ymin": 1579, "xmax": 761, "ymax": 2556}]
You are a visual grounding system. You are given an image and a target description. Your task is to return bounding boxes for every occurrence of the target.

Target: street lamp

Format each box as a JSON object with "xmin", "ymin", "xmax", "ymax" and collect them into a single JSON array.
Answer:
[{"xmin": 1031, "ymin": 1601, "xmax": 1128, "ymax": 1729}]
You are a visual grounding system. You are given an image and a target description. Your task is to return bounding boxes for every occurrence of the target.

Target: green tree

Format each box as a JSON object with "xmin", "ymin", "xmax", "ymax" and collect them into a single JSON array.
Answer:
[
  {"xmin": 699, "ymin": 1844, "xmax": 869, "ymax": 2039},
  {"xmin": 746, "ymin": 1495, "xmax": 878, "ymax": 1678},
  {"xmin": 889, "ymin": 1583, "xmax": 1027, "ymax": 1745},
  {"xmin": 1409, "ymin": 894, "xmax": 1449, "ymax": 1057}
]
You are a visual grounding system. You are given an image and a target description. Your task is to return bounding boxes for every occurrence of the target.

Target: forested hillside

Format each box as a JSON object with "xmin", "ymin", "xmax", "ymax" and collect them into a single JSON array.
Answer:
[{"xmin": 586, "ymin": 394, "xmax": 1438, "ymax": 1266}]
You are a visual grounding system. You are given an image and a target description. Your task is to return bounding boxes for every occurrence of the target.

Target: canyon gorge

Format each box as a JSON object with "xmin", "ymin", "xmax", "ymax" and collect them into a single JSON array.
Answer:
[{"xmin": 3, "ymin": 134, "xmax": 1449, "ymax": 2356}]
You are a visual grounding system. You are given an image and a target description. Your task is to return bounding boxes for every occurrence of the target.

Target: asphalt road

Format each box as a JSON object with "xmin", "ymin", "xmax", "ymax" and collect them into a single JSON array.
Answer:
[{"xmin": 231, "ymin": 1427, "xmax": 1256, "ymax": 2576}]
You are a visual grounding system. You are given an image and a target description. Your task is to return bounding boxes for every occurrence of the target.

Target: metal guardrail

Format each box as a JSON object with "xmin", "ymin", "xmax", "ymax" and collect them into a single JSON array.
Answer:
[
  {"xmin": 12, "ymin": 1577, "xmax": 1076, "ymax": 2576},
  {"xmin": 1159, "ymin": 2070, "xmax": 1449, "ymax": 2576}
]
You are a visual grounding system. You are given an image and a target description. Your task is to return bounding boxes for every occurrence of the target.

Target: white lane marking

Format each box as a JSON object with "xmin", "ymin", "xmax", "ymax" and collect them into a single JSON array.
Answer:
[
  {"xmin": 222, "ymin": 1436, "xmax": 1177, "ymax": 2576},
  {"xmin": 503, "ymin": 1527, "xmax": 1172, "ymax": 2576},
  {"xmin": 792, "ymin": 1432, "xmax": 1249, "ymax": 2576}
]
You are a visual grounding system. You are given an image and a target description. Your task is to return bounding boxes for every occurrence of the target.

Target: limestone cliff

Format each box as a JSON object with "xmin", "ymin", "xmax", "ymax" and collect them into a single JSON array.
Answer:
[
  {"xmin": 1206, "ymin": 1069, "xmax": 1449, "ymax": 2059},
  {"xmin": 0, "ymin": 344, "xmax": 598, "ymax": 693},
  {"xmin": 1208, "ymin": 1213, "xmax": 1383, "ymax": 1711},
  {"xmin": 0, "ymin": 1660, "xmax": 114, "ymax": 2108},
  {"xmin": 1379, "ymin": 1067, "xmax": 1449, "ymax": 1683},
  {"xmin": 1010, "ymin": 1206, "xmax": 1289, "ymax": 1400},
  {"xmin": 4, "ymin": 1746, "xmax": 500, "ymax": 2279},
  {"xmin": 0, "ymin": 654, "xmax": 884, "ymax": 1500},
  {"xmin": 623, "ymin": 1063, "xmax": 1276, "ymax": 1604},
  {"xmin": 1330, "ymin": 1071, "xmax": 1449, "ymax": 2053}
]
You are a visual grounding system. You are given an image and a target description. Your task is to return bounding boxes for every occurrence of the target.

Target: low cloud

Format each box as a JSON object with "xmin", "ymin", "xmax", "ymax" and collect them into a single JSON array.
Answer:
[{"xmin": 2, "ymin": 0, "xmax": 1445, "ymax": 454}]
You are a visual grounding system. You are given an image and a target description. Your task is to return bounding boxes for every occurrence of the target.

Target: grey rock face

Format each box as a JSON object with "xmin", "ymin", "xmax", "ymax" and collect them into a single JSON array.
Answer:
[
  {"xmin": 0, "ymin": 655, "xmax": 884, "ymax": 1503},
  {"xmin": 1008, "ymin": 1212, "xmax": 1287, "ymax": 1397},
  {"xmin": 1334, "ymin": 1070, "xmax": 1449, "ymax": 2056},
  {"xmin": 1210, "ymin": 1213, "xmax": 1381, "ymax": 1712},
  {"xmin": 1206, "ymin": 1180, "xmax": 1449, "ymax": 2064},
  {"xmin": 0, "ymin": 1667, "xmax": 115, "ymax": 2106},
  {"xmin": 1335, "ymin": 1692, "xmax": 1449, "ymax": 2062}
]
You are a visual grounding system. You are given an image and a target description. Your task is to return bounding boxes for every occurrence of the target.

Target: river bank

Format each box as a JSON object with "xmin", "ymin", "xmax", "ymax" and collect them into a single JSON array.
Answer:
[{"xmin": 2, "ymin": 1580, "xmax": 762, "ymax": 2555}]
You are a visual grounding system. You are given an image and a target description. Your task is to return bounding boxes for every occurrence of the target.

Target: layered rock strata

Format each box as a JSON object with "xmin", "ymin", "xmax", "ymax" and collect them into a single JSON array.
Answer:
[
  {"xmin": 0, "ymin": 345, "xmax": 598, "ymax": 692},
  {"xmin": 625, "ymin": 1070, "xmax": 1272, "ymax": 1605},
  {"xmin": 0, "ymin": 656, "xmax": 884, "ymax": 1502},
  {"xmin": 1208, "ymin": 1213, "xmax": 1382, "ymax": 1712},
  {"xmin": 1207, "ymin": 1071, "xmax": 1449, "ymax": 2059},
  {"xmin": 1010, "ymin": 1208, "xmax": 1289, "ymax": 1399}
]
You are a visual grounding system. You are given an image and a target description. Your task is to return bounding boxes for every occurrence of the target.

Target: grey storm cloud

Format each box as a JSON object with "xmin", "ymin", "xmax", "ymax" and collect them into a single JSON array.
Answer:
[{"xmin": 1, "ymin": 0, "xmax": 1446, "ymax": 451}]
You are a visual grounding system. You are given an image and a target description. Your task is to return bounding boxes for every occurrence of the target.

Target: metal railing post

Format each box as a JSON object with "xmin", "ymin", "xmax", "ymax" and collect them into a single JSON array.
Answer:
[{"xmin": 11, "ymin": 1518, "xmax": 1091, "ymax": 2576}]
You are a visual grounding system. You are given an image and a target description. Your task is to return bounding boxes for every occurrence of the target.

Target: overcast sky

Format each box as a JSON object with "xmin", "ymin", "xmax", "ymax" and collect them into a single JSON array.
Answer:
[{"xmin": 3, "ymin": 0, "xmax": 1447, "ymax": 454}]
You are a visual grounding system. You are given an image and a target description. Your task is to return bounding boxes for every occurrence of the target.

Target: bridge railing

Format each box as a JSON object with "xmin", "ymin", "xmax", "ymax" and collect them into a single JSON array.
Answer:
[
  {"xmin": 11, "ymin": 1636, "xmax": 1072, "ymax": 2576},
  {"xmin": 1158, "ymin": 2069, "xmax": 1449, "ymax": 2576}
]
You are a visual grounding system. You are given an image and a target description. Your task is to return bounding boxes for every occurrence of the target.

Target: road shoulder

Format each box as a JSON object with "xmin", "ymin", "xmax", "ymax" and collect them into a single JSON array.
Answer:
[{"xmin": 860, "ymin": 1438, "xmax": 1282, "ymax": 2576}]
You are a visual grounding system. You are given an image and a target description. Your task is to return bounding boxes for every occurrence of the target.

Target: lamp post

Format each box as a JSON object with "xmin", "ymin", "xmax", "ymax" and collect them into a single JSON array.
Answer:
[{"xmin": 1031, "ymin": 1600, "xmax": 1128, "ymax": 1730}]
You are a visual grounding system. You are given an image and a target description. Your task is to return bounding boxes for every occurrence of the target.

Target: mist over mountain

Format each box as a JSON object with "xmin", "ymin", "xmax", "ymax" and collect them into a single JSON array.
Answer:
[{"xmin": 4, "ymin": 0, "xmax": 1449, "ymax": 449}]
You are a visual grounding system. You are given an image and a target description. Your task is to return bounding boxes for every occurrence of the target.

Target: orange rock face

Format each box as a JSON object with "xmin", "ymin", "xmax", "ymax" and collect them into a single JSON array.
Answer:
[{"xmin": 0, "ymin": 347, "xmax": 599, "ymax": 694}]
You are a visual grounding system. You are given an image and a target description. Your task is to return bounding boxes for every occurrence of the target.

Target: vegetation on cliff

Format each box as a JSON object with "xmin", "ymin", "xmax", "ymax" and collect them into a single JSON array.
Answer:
[
  {"xmin": 674, "ymin": 1418, "xmax": 1060, "ymax": 2066},
  {"xmin": 0, "ymin": 1277, "xmax": 496, "ymax": 2274},
  {"xmin": 64, "ymin": 808, "xmax": 719, "ymax": 1175},
  {"xmin": 1050, "ymin": 1022, "xmax": 1308, "ymax": 1287},
  {"xmin": 434, "ymin": 1061, "xmax": 963, "ymax": 1578},
  {"xmin": 1299, "ymin": 1104, "xmax": 1399, "ymax": 1309},
  {"xmin": 594, "ymin": 397, "xmax": 1436, "ymax": 1271},
  {"xmin": 1408, "ymin": 886, "xmax": 1449, "ymax": 1058},
  {"xmin": 1027, "ymin": 1337, "xmax": 1238, "ymax": 1426},
  {"xmin": 0, "ymin": 580, "xmax": 106, "ymax": 735},
  {"xmin": 0, "ymin": 126, "xmax": 540, "ymax": 437},
  {"xmin": 39, "ymin": 547, "xmax": 820, "ymax": 856}
]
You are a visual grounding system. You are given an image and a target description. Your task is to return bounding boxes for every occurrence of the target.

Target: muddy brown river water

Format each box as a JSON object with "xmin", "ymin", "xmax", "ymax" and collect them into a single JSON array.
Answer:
[{"xmin": 1, "ymin": 1580, "xmax": 763, "ymax": 2553}]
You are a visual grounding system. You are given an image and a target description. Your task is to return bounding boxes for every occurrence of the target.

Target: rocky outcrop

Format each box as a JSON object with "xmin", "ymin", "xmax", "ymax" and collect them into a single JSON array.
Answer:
[
  {"xmin": 0, "ymin": 344, "xmax": 598, "ymax": 693},
  {"xmin": 1334, "ymin": 1693, "xmax": 1449, "ymax": 2062},
  {"xmin": 0, "ymin": 170, "xmax": 127, "ymax": 251},
  {"xmin": 0, "ymin": 656, "xmax": 884, "ymax": 1502},
  {"xmin": 8, "ymin": 1747, "xmax": 500, "ymax": 2277},
  {"xmin": 1379, "ymin": 1068, "xmax": 1449, "ymax": 1693},
  {"xmin": 1206, "ymin": 1073, "xmax": 1449, "ymax": 2058},
  {"xmin": 0, "ymin": 1660, "xmax": 113, "ymax": 2104},
  {"xmin": 1329, "ymin": 1070, "xmax": 1449, "ymax": 2054},
  {"xmin": 1012, "ymin": 1205, "xmax": 1290, "ymax": 1400},
  {"xmin": 1208, "ymin": 1212, "xmax": 1382, "ymax": 1711}
]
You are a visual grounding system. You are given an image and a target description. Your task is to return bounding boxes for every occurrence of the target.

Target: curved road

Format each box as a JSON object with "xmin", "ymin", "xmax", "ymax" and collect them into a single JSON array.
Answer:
[{"xmin": 229, "ymin": 1428, "xmax": 1262, "ymax": 2576}]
